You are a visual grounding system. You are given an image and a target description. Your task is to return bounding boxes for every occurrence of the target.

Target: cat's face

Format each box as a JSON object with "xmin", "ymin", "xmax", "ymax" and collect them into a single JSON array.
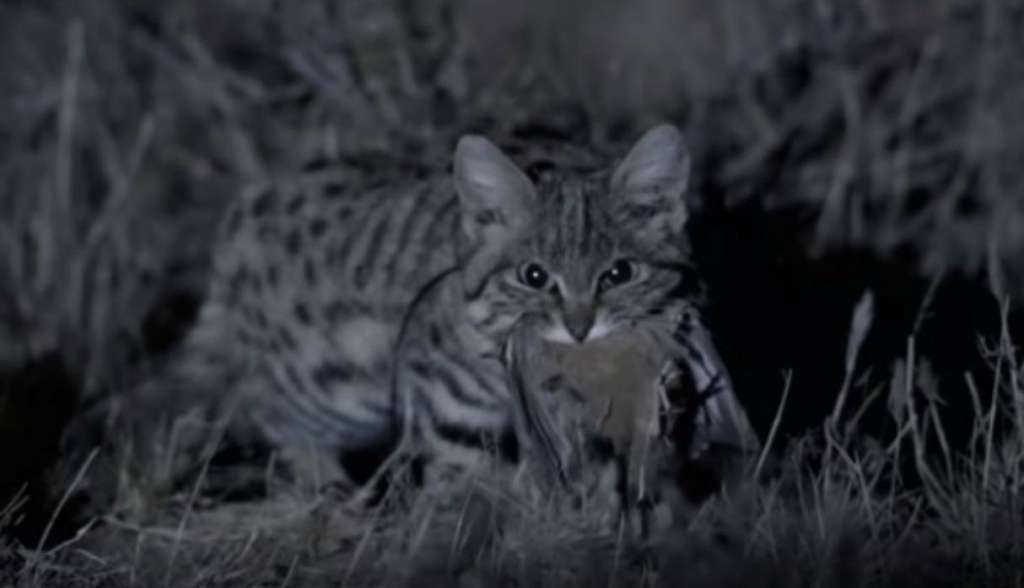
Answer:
[{"xmin": 455, "ymin": 124, "xmax": 697, "ymax": 345}]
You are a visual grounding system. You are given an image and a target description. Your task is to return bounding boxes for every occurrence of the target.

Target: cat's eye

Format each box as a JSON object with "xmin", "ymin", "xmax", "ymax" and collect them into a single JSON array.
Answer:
[
  {"xmin": 518, "ymin": 262, "xmax": 550, "ymax": 289},
  {"xmin": 599, "ymin": 259, "xmax": 635, "ymax": 291}
]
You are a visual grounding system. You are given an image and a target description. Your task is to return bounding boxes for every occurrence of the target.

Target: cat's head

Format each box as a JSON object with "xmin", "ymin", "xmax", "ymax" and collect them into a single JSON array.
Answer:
[{"xmin": 453, "ymin": 124, "xmax": 699, "ymax": 344}]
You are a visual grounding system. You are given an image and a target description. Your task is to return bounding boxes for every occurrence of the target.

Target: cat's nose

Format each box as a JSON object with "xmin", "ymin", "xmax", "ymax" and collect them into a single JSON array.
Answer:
[{"xmin": 563, "ymin": 306, "xmax": 595, "ymax": 343}]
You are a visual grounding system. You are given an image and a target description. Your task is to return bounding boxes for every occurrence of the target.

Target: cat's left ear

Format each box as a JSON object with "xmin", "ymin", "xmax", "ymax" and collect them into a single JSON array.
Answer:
[{"xmin": 610, "ymin": 124, "xmax": 691, "ymax": 236}]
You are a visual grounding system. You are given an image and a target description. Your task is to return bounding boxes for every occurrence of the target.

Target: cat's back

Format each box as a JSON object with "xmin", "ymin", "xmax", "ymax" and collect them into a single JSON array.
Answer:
[{"xmin": 208, "ymin": 168, "xmax": 460, "ymax": 326}]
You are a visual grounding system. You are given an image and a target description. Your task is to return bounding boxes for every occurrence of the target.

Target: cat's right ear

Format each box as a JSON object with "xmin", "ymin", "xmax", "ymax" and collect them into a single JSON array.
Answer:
[{"xmin": 454, "ymin": 135, "xmax": 536, "ymax": 248}]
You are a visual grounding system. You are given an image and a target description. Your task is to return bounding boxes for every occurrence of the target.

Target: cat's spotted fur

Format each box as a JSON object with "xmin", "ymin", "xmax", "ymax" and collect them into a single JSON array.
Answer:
[{"xmin": 186, "ymin": 124, "xmax": 756, "ymax": 496}]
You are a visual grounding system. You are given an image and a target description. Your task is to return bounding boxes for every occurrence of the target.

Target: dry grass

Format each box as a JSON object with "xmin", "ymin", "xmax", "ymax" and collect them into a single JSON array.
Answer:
[
  {"xmin": 1, "ymin": 0, "xmax": 1023, "ymax": 586},
  {"xmin": 9, "ymin": 337, "xmax": 1024, "ymax": 587}
]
